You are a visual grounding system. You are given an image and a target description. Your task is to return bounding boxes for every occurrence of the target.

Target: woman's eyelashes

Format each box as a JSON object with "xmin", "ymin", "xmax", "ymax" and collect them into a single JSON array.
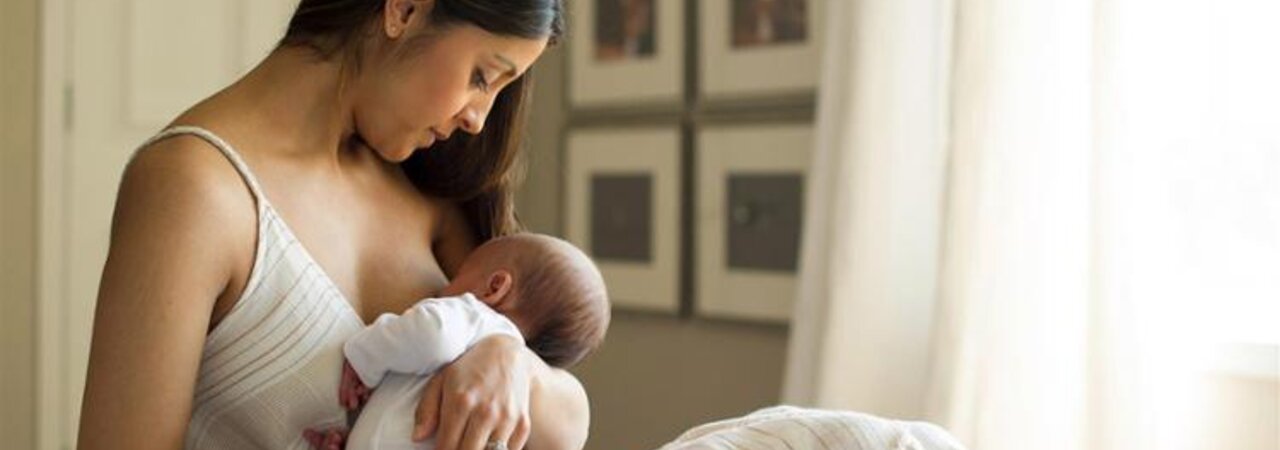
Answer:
[{"xmin": 471, "ymin": 69, "xmax": 491, "ymax": 93}]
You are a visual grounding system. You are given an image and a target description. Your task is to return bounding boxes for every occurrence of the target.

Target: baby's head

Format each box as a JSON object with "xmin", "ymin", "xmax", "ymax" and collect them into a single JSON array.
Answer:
[{"xmin": 438, "ymin": 233, "xmax": 610, "ymax": 368}]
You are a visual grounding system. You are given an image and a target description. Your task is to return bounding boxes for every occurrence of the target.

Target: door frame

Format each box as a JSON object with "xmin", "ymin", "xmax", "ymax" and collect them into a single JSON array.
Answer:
[{"xmin": 38, "ymin": 0, "xmax": 70, "ymax": 448}]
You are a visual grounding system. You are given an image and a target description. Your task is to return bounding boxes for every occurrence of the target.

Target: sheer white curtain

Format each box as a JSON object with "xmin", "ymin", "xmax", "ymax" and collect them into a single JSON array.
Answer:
[
  {"xmin": 778, "ymin": 0, "xmax": 952, "ymax": 419},
  {"xmin": 781, "ymin": 0, "xmax": 952, "ymax": 418},
  {"xmin": 784, "ymin": 0, "xmax": 1280, "ymax": 448}
]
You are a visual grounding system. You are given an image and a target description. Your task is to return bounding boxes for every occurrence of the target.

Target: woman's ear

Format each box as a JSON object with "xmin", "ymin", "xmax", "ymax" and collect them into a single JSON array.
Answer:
[
  {"xmin": 383, "ymin": 0, "xmax": 432, "ymax": 39},
  {"xmin": 480, "ymin": 270, "xmax": 515, "ymax": 307}
]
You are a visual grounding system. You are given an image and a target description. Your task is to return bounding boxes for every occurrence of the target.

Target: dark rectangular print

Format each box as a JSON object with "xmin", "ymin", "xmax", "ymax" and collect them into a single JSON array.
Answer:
[
  {"xmin": 731, "ymin": 0, "xmax": 808, "ymax": 48},
  {"xmin": 726, "ymin": 173, "xmax": 804, "ymax": 271},
  {"xmin": 596, "ymin": 0, "xmax": 657, "ymax": 61},
  {"xmin": 591, "ymin": 174, "xmax": 654, "ymax": 262}
]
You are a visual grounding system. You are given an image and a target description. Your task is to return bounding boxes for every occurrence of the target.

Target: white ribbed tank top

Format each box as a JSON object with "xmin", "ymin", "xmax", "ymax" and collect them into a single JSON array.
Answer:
[{"xmin": 137, "ymin": 126, "xmax": 368, "ymax": 449}]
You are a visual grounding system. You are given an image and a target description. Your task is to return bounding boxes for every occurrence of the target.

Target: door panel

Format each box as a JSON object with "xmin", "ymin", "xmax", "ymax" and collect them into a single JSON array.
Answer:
[{"xmin": 64, "ymin": 1, "xmax": 296, "ymax": 446}]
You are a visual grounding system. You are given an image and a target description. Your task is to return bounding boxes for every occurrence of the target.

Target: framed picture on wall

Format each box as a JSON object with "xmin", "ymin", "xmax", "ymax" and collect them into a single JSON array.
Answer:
[
  {"xmin": 696, "ymin": 124, "xmax": 812, "ymax": 323},
  {"xmin": 565, "ymin": 127, "xmax": 682, "ymax": 313},
  {"xmin": 698, "ymin": 0, "xmax": 824, "ymax": 99},
  {"xmin": 568, "ymin": 0, "xmax": 684, "ymax": 107}
]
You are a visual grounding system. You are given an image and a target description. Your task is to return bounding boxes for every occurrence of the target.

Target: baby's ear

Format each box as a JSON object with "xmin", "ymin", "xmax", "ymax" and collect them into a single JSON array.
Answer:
[{"xmin": 481, "ymin": 269, "xmax": 515, "ymax": 307}]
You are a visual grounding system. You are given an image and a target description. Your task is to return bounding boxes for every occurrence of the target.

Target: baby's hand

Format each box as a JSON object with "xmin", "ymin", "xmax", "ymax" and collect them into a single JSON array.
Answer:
[
  {"xmin": 340, "ymin": 359, "xmax": 372, "ymax": 411},
  {"xmin": 303, "ymin": 427, "xmax": 348, "ymax": 450}
]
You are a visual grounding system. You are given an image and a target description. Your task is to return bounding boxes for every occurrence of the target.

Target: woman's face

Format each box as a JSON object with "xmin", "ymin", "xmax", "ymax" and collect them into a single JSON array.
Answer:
[{"xmin": 355, "ymin": 7, "xmax": 549, "ymax": 162}]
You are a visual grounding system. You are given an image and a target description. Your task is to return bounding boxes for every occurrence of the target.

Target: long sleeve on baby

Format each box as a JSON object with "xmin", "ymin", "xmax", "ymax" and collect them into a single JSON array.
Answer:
[{"xmin": 343, "ymin": 294, "xmax": 522, "ymax": 388}]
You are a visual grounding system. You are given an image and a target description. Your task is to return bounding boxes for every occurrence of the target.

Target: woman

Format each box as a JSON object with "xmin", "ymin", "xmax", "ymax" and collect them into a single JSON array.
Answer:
[{"xmin": 76, "ymin": 1, "xmax": 587, "ymax": 449}]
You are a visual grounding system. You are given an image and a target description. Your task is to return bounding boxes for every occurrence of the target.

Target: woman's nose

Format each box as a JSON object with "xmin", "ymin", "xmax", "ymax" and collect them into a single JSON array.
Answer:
[{"xmin": 459, "ymin": 107, "xmax": 485, "ymax": 135}]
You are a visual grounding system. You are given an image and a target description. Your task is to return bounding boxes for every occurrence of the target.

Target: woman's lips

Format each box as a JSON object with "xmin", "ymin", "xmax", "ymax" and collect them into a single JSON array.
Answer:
[{"xmin": 421, "ymin": 129, "xmax": 448, "ymax": 149}]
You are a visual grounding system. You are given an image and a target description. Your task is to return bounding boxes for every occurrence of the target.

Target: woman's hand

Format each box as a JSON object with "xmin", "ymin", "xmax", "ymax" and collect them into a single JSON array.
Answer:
[{"xmin": 414, "ymin": 334, "xmax": 533, "ymax": 450}]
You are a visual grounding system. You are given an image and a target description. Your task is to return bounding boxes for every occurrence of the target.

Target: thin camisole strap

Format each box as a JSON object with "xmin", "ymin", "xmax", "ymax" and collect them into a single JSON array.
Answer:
[
  {"xmin": 136, "ymin": 126, "xmax": 280, "ymax": 347},
  {"xmin": 135, "ymin": 125, "xmax": 269, "ymax": 210}
]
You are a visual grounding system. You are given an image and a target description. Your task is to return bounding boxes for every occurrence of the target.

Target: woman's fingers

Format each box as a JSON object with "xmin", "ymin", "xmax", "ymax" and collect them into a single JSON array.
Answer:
[
  {"xmin": 508, "ymin": 414, "xmax": 531, "ymax": 450},
  {"xmin": 428, "ymin": 336, "xmax": 531, "ymax": 450},
  {"xmin": 439, "ymin": 387, "xmax": 522, "ymax": 450},
  {"xmin": 414, "ymin": 374, "xmax": 445, "ymax": 441},
  {"xmin": 459, "ymin": 405, "xmax": 498, "ymax": 450},
  {"xmin": 434, "ymin": 386, "xmax": 476, "ymax": 450},
  {"xmin": 488, "ymin": 403, "xmax": 522, "ymax": 450}
]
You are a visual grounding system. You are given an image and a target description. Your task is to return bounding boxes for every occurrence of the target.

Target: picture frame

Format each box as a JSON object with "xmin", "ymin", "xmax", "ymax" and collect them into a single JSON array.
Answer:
[
  {"xmin": 565, "ymin": 127, "xmax": 683, "ymax": 313},
  {"xmin": 698, "ymin": 0, "xmax": 824, "ymax": 99},
  {"xmin": 568, "ymin": 0, "xmax": 684, "ymax": 107},
  {"xmin": 696, "ymin": 124, "xmax": 812, "ymax": 322}
]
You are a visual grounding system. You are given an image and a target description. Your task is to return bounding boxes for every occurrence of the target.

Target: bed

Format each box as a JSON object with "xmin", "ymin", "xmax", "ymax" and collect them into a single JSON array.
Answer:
[{"xmin": 657, "ymin": 406, "xmax": 967, "ymax": 450}]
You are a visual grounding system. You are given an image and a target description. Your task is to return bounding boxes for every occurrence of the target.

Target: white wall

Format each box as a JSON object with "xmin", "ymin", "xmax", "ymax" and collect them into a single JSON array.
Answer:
[{"xmin": 1195, "ymin": 373, "xmax": 1278, "ymax": 450}]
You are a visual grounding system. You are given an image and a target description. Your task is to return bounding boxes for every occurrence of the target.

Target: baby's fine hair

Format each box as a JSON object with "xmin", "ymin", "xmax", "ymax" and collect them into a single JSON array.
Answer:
[{"xmin": 488, "ymin": 233, "xmax": 610, "ymax": 368}]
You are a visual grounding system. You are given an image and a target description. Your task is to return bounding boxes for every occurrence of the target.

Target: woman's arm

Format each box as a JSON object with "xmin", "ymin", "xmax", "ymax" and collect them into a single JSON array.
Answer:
[
  {"xmin": 414, "ymin": 336, "xmax": 590, "ymax": 450},
  {"xmin": 525, "ymin": 352, "xmax": 590, "ymax": 450},
  {"xmin": 77, "ymin": 138, "xmax": 257, "ymax": 449},
  {"xmin": 422, "ymin": 201, "xmax": 590, "ymax": 450}
]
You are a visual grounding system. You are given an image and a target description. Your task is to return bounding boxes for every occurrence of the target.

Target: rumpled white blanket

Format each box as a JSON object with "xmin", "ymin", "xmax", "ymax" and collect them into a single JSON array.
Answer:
[{"xmin": 657, "ymin": 406, "xmax": 967, "ymax": 450}]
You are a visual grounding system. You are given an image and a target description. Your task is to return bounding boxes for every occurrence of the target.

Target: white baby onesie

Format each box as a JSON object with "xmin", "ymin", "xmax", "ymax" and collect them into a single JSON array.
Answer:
[{"xmin": 342, "ymin": 293, "xmax": 523, "ymax": 450}]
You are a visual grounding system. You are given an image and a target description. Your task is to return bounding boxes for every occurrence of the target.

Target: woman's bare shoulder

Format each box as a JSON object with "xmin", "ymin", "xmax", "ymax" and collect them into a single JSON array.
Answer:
[
  {"xmin": 127, "ymin": 133, "xmax": 255, "ymax": 202},
  {"xmin": 78, "ymin": 134, "xmax": 260, "ymax": 449},
  {"xmin": 114, "ymin": 133, "xmax": 257, "ymax": 256}
]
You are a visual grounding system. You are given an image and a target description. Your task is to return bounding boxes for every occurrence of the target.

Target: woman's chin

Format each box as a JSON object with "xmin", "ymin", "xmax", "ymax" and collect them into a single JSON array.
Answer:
[{"xmin": 378, "ymin": 141, "xmax": 420, "ymax": 164}]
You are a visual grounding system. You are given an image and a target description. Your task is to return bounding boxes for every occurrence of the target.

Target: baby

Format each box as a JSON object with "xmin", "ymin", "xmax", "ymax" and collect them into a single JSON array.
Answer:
[{"xmin": 304, "ymin": 233, "xmax": 610, "ymax": 450}]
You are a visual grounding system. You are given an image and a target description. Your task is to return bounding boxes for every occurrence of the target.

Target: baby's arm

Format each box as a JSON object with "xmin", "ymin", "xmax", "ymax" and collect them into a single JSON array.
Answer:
[
  {"xmin": 343, "ymin": 295, "xmax": 522, "ymax": 388},
  {"xmin": 312, "ymin": 298, "xmax": 516, "ymax": 449}
]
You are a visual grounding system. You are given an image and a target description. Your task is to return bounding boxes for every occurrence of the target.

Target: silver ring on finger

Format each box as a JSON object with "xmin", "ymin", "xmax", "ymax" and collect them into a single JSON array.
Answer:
[{"xmin": 485, "ymin": 441, "xmax": 508, "ymax": 450}]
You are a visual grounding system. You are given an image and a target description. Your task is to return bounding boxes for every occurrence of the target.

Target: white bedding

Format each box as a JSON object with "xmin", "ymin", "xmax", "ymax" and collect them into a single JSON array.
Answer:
[{"xmin": 657, "ymin": 406, "xmax": 967, "ymax": 450}]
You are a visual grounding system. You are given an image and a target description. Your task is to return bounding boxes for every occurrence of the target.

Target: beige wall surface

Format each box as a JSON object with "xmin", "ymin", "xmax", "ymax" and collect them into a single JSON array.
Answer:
[
  {"xmin": 571, "ymin": 314, "xmax": 788, "ymax": 450},
  {"xmin": 516, "ymin": 46, "xmax": 567, "ymax": 235},
  {"xmin": 517, "ymin": 45, "xmax": 791, "ymax": 450},
  {"xmin": 0, "ymin": 0, "xmax": 40, "ymax": 448}
]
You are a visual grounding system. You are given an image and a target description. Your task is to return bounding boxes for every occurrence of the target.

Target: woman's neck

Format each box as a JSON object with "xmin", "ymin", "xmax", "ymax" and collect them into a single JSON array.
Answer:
[{"xmin": 220, "ymin": 46, "xmax": 362, "ymax": 165}]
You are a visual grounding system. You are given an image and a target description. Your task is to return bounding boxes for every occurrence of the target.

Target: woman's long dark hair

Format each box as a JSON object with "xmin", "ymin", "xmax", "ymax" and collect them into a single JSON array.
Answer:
[{"xmin": 279, "ymin": 0, "xmax": 565, "ymax": 242}]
